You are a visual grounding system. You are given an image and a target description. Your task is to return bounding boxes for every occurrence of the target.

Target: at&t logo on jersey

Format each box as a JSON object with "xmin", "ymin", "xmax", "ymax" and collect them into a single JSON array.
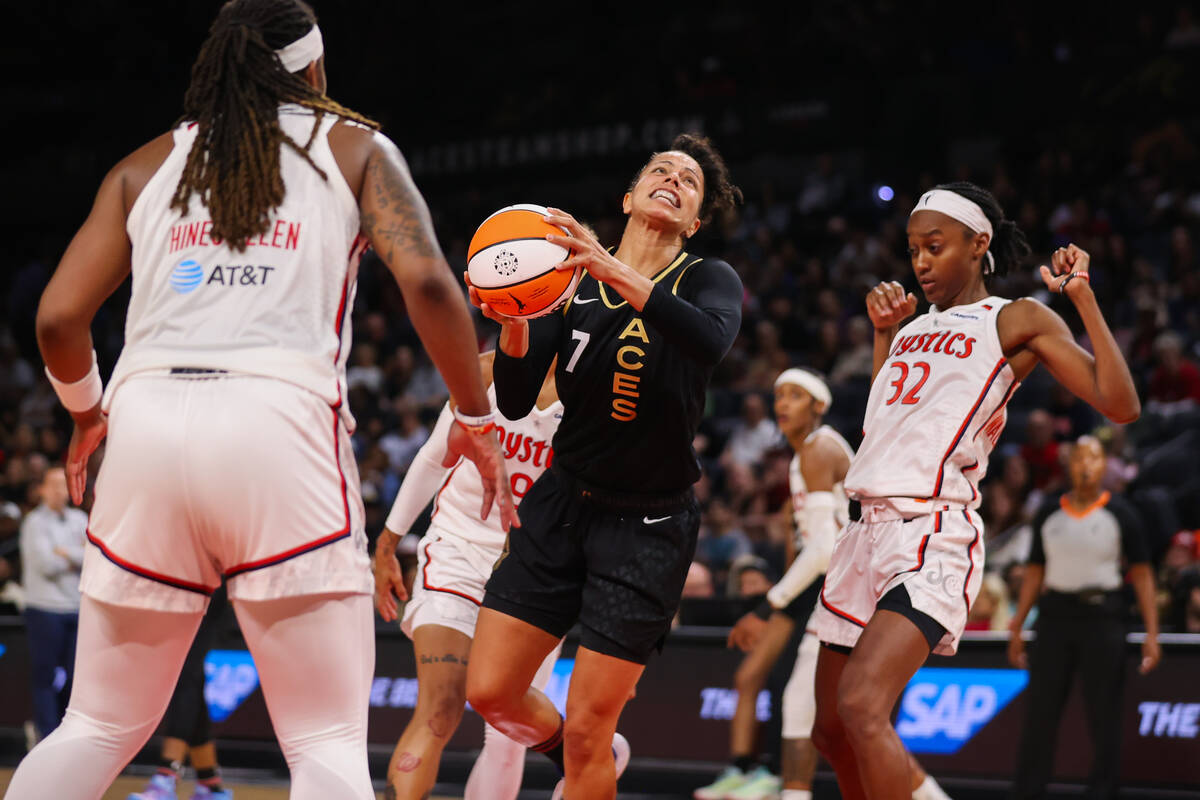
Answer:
[
  {"xmin": 203, "ymin": 649, "xmax": 260, "ymax": 723},
  {"xmin": 896, "ymin": 667, "xmax": 1027, "ymax": 754},
  {"xmin": 170, "ymin": 259, "xmax": 205, "ymax": 294},
  {"xmin": 168, "ymin": 259, "xmax": 277, "ymax": 295}
]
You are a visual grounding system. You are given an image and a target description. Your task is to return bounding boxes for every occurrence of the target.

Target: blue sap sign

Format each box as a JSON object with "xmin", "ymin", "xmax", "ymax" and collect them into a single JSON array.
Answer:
[
  {"xmin": 543, "ymin": 658, "xmax": 575, "ymax": 715},
  {"xmin": 204, "ymin": 649, "xmax": 260, "ymax": 723},
  {"xmin": 896, "ymin": 667, "xmax": 1028, "ymax": 754}
]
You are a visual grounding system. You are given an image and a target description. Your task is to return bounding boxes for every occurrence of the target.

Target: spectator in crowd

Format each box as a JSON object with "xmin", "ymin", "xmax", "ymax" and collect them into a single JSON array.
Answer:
[
  {"xmin": 696, "ymin": 498, "xmax": 753, "ymax": 594},
  {"xmin": 1019, "ymin": 410, "xmax": 1064, "ymax": 493},
  {"xmin": 0, "ymin": 500, "xmax": 23, "ymax": 610},
  {"xmin": 724, "ymin": 393, "xmax": 780, "ymax": 467},
  {"xmin": 19, "ymin": 466, "xmax": 86, "ymax": 740},
  {"xmin": 1008, "ymin": 436, "xmax": 1160, "ymax": 800},
  {"xmin": 1146, "ymin": 331, "xmax": 1200, "ymax": 409},
  {"xmin": 727, "ymin": 554, "xmax": 773, "ymax": 599}
]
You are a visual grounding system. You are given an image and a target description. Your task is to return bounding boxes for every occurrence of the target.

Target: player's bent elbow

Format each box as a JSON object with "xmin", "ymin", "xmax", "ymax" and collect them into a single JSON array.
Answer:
[
  {"xmin": 1107, "ymin": 398, "xmax": 1141, "ymax": 425},
  {"xmin": 35, "ymin": 302, "xmax": 85, "ymax": 350}
]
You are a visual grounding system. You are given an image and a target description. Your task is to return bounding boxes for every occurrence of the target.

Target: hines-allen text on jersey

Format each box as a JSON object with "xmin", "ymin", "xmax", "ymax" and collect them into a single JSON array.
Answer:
[{"xmin": 168, "ymin": 218, "xmax": 302, "ymax": 254}]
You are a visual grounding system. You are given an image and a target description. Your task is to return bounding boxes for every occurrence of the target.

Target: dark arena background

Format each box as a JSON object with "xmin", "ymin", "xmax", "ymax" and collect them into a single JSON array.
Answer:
[{"xmin": 3, "ymin": 2, "xmax": 1200, "ymax": 798}]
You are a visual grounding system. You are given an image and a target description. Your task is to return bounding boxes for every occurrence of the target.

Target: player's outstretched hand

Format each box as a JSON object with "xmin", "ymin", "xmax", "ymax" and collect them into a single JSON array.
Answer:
[
  {"xmin": 544, "ymin": 207, "xmax": 624, "ymax": 284},
  {"xmin": 866, "ymin": 281, "xmax": 917, "ymax": 331},
  {"xmin": 445, "ymin": 423, "xmax": 521, "ymax": 532},
  {"xmin": 727, "ymin": 611, "xmax": 769, "ymax": 652},
  {"xmin": 373, "ymin": 528, "xmax": 408, "ymax": 621},
  {"xmin": 1038, "ymin": 244, "xmax": 1092, "ymax": 300},
  {"xmin": 66, "ymin": 406, "xmax": 107, "ymax": 505}
]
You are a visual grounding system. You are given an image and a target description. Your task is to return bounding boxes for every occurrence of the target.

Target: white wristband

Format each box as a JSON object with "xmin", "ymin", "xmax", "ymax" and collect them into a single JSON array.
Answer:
[
  {"xmin": 452, "ymin": 405, "xmax": 495, "ymax": 432},
  {"xmin": 45, "ymin": 352, "xmax": 103, "ymax": 413}
]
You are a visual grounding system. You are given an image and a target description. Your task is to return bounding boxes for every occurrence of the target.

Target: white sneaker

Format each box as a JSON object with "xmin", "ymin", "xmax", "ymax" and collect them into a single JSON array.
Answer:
[
  {"xmin": 694, "ymin": 766, "xmax": 748, "ymax": 799},
  {"xmin": 725, "ymin": 765, "xmax": 781, "ymax": 799},
  {"xmin": 550, "ymin": 732, "xmax": 631, "ymax": 799}
]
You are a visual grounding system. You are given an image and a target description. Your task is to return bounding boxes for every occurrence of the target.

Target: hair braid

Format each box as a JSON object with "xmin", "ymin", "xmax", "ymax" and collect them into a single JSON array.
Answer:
[
  {"xmin": 171, "ymin": 0, "xmax": 379, "ymax": 251},
  {"xmin": 934, "ymin": 181, "xmax": 1031, "ymax": 279}
]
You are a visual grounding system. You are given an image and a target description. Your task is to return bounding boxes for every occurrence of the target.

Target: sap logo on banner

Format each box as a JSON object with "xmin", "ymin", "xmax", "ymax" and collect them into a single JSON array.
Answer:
[
  {"xmin": 543, "ymin": 659, "xmax": 575, "ymax": 715},
  {"xmin": 204, "ymin": 650, "xmax": 260, "ymax": 723},
  {"xmin": 699, "ymin": 688, "xmax": 771, "ymax": 722},
  {"xmin": 0, "ymin": 644, "xmax": 6, "ymax": 659},
  {"xmin": 1138, "ymin": 703, "xmax": 1200, "ymax": 739},
  {"xmin": 369, "ymin": 677, "xmax": 419, "ymax": 709},
  {"xmin": 897, "ymin": 668, "xmax": 1027, "ymax": 755}
]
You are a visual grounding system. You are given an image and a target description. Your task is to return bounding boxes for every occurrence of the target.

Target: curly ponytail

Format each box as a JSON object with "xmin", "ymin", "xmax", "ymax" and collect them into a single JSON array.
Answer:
[{"xmin": 934, "ymin": 181, "xmax": 1031, "ymax": 278}]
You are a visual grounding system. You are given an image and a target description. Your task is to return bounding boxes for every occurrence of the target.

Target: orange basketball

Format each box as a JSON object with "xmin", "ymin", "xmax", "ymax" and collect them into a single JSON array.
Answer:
[{"xmin": 467, "ymin": 204, "xmax": 580, "ymax": 319}]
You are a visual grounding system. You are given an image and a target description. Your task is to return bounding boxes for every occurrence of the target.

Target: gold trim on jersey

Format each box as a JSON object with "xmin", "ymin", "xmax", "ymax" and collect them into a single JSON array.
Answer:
[{"xmin": 597, "ymin": 250, "xmax": 692, "ymax": 309}]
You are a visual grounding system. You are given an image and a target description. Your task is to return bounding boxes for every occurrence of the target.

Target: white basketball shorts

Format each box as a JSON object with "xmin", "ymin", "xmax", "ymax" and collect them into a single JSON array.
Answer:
[
  {"xmin": 81, "ymin": 372, "xmax": 371, "ymax": 614},
  {"xmin": 811, "ymin": 501, "xmax": 984, "ymax": 656},
  {"xmin": 401, "ymin": 525, "xmax": 498, "ymax": 639}
]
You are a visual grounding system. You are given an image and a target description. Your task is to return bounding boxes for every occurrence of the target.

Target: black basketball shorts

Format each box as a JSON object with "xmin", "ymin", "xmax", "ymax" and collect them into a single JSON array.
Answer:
[{"xmin": 483, "ymin": 469, "xmax": 700, "ymax": 664}]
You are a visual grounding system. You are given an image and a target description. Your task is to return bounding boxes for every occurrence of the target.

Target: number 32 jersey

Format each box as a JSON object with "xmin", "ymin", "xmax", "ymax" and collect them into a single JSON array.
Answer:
[{"xmin": 845, "ymin": 297, "xmax": 1017, "ymax": 510}]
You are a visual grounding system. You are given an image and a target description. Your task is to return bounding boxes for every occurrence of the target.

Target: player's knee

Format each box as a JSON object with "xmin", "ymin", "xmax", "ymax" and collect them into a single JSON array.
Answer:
[
  {"xmin": 810, "ymin": 707, "xmax": 846, "ymax": 759},
  {"xmin": 465, "ymin": 674, "xmax": 514, "ymax": 724},
  {"xmin": 835, "ymin": 677, "xmax": 890, "ymax": 741},
  {"xmin": 562, "ymin": 712, "xmax": 612, "ymax": 766},
  {"xmin": 733, "ymin": 659, "xmax": 767, "ymax": 694}
]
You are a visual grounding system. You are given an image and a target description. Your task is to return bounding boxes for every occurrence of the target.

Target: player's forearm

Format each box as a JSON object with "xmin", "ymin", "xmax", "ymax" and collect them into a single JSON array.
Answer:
[
  {"xmin": 1129, "ymin": 563, "xmax": 1160, "ymax": 637},
  {"xmin": 871, "ymin": 326, "xmax": 898, "ymax": 382},
  {"xmin": 767, "ymin": 538, "xmax": 830, "ymax": 609},
  {"xmin": 601, "ymin": 264, "xmax": 654, "ymax": 311},
  {"xmin": 1071, "ymin": 285, "xmax": 1140, "ymax": 423},
  {"xmin": 375, "ymin": 527, "xmax": 402, "ymax": 557},
  {"xmin": 383, "ymin": 405, "xmax": 455, "ymax": 535},
  {"xmin": 497, "ymin": 321, "xmax": 530, "ymax": 358},
  {"xmin": 493, "ymin": 315, "xmax": 559, "ymax": 420},
  {"xmin": 402, "ymin": 271, "xmax": 490, "ymax": 417}
]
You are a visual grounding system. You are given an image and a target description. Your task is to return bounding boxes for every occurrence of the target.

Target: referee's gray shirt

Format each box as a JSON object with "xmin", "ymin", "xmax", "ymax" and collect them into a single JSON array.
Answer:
[
  {"xmin": 1029, "ymin": 492, "xmax": 1148, "ymax": 593},
  {"xmin": 19, "ymin": 504, "xmax": 87, "ymax": 613}
]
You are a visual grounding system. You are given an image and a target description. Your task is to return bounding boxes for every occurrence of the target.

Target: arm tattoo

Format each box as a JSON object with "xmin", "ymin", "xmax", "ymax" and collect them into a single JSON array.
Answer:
[{"xmin": 361, "ymin": 149, "xmax": 441, "ymax": 264}]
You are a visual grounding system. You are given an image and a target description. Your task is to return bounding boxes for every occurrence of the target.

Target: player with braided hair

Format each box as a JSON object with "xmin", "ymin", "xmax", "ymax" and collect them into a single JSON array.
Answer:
[
  {"xmin": 809, "ymin": 181, "xmax": 1140, "ymax": 800},
  {"xmin": 7, "ymin": 1, "xmax": 516, "ymax": 798}
]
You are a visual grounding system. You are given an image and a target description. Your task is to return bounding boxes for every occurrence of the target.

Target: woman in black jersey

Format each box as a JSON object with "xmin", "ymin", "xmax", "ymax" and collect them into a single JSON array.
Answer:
[{"xmin": 463, "ymin": 134, "xmax": 743, "ymax": 799}]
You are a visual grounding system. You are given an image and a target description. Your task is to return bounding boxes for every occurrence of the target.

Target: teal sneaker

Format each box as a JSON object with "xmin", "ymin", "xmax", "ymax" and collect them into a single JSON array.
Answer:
[
  {"xmin": 694, "ymin": 765, "xmax": 749, "ymax": 799},
  {"xmin": 724, "ymin": 765, "xmax": 781, "ymax": 799}
]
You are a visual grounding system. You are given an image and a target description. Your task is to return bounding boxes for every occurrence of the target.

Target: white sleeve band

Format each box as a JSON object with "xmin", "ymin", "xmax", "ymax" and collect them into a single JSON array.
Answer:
[
  {"xmin": 45, "ymin": 351, "xmax": 102, "ymax": 413},
  {"xmin": 767, "ymin": 491, "xmax": 838, "ymax": 609},
  {"xmin": 383, "ymin": 403, "xmax": 456, "ymax": 535}
]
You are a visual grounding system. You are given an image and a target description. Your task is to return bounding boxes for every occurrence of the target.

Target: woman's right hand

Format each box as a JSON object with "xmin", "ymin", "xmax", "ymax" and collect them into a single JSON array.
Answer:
[
  {"xmin": 465, "ymin": 271, "xmax": 530, "ymax": 357},
  {"xmin": 866, "ymin": 281, "xmax": 917, "ymax": 331},
  {"xmin": 1007, "ymin": 624, "xmax": 1028, "ymax": 669}
]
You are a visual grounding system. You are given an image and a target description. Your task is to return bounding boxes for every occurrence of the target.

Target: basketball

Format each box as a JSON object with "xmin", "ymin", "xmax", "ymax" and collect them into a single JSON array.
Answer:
[{"xmin": 466, "ymin": 203, "xmax": 580, "ymax": 319}]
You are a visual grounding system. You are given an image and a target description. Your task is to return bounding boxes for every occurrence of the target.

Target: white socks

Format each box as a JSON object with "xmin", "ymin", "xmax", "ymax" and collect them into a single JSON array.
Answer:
[
  {"xmin": 912, "ymin": 774, "xmax": 953, "ymax": 800},
  {"xmin": 781, "ymin": 791, "xmax": 812, "ymax": 800}
]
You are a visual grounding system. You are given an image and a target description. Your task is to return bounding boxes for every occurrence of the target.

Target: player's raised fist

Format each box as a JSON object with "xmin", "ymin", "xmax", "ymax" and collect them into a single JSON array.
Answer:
[
  {"xmin": 866, "ymin": 281, "xmax": 918, "ymax": 330},
  {"xmin": 1038, "ymin": 244, "xmax": 1092, "ymax": 300}
]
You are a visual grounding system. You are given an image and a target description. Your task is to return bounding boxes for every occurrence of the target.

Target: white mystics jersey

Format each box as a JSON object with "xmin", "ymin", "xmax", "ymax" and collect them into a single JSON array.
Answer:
[
  {"xmin": 434, "ymin": 385, "xmax": 562, "ymax": 548},
  {"xmin": 107, "ymin": 105, "xmax": 368, "ymax": 429},
  {"xmin": 790, "ymin": 425, "xmax": 855, "ymax": 545},
  {"xmin": 846, "ymin": 297, "xmax": 1018, "ymax": 512}
]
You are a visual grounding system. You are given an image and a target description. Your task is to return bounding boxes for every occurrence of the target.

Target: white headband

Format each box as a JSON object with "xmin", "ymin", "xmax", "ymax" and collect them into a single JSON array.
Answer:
[
  {"xmin": 912, "ymin": 189, "xmax": 995, "ymax": 273},
  {"xmin": 275, "ymin": 25, "xmax": 323, "ymax": 73},
  {"xmin": 775, "ymin": 368, "xmax": 832, "ymax": 411}
]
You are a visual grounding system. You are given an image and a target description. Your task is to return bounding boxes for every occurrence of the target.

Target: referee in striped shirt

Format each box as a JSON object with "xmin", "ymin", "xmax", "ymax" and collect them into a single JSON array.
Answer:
[{"xmin": 1007, "ymin": 435, "xmax": 1161, "ymax": 800}]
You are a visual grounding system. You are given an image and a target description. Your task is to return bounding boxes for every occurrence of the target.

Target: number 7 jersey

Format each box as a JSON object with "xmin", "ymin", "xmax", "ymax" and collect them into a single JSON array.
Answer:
[{"xmin": 845, "ymin": 297, "xmax": 1017, "ymax": 510}]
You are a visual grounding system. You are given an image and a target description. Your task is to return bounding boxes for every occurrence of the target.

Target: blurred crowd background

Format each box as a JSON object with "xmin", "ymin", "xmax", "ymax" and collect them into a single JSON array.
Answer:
[{"xmin": 2, "ymin": 1, "xmax": 1200, "ymax": 640}]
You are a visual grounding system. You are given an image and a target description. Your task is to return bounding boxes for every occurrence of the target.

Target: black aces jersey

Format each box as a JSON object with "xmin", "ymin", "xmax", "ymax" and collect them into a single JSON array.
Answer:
[{"xmin": 494, "ymin": 250, "xmax": 742, "ymax": 496}]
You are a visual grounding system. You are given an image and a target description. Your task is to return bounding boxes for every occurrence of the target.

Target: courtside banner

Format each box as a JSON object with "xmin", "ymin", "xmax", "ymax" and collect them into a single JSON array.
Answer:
[{"xmin": 0, "ymin": 621, "xmax": 1197, "ymax": 788}]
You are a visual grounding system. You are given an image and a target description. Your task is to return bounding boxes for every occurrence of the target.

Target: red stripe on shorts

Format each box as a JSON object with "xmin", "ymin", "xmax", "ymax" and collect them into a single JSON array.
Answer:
[
  {"xmin": 819, "ymin": 585, "xmax": 867, "ymax": 628},
  {"xmin": 421, "ymin": 537, "xmax": 483, "ymax": 606},
  {"xmin": 961, "ymin": 510, "xmax": 981, "ymax": 612},
  {"xmin": 86, "ymin": 530, "xmax": 216, "ymax": 595}
]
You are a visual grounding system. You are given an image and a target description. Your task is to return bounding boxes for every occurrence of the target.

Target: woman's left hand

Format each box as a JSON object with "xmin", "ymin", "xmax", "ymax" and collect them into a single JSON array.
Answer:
[
  {"xmin": 543, "ymin": 207, "xmax": 629, "ymax": 285},
  {"xmin": 1038, "ymin": 243, "xmax": 1092, "ymax": 301}
]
